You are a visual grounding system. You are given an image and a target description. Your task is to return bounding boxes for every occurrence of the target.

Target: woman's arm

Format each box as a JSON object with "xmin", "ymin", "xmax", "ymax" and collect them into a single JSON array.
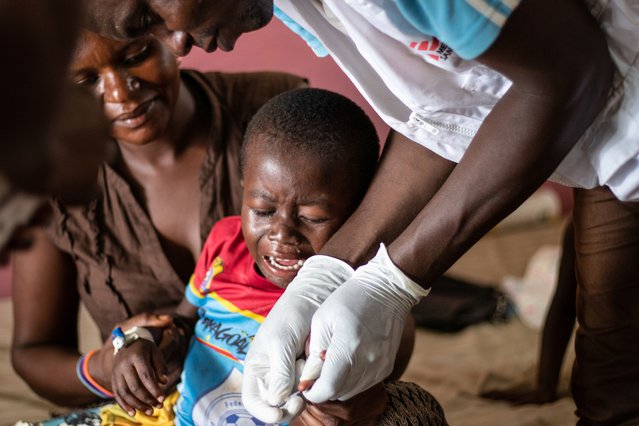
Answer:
[
  {"xmin": 12, "ymin": 227, "xmax": 182, "ymax": 406},
  {"xmin": 11, "ymin": 227, "xmax": 97, "ymax": 406}
]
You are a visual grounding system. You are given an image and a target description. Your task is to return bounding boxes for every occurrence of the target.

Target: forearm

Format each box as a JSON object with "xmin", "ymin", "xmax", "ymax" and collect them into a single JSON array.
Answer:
[
  {"xmin": 320, "ymin": 131, "xmax": 455, "ymax": 266},
  {"xmin": 537, "ymin": 222, "xmax": 576, "ymax": 393},
  {"xmin": 12, "ymin": 345, "xmax": 105, "ymax": 406},
  {"xmin": 388, "ymin": 0, "xmax": 613, "ymax": 284},
  {"xmin": 537, "ymin": 297, "xmax": 575, "ymax": 394}
]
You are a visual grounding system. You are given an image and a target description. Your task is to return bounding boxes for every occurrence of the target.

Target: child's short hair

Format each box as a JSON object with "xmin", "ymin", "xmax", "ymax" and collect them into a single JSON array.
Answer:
[{"xmin": 242, "ymin": 88, "xmax": 379, "ymax": 199}]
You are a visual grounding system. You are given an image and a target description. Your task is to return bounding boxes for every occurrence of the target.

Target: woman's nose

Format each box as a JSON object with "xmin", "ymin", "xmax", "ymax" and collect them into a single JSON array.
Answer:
[
  {"xmin": 153, "ymin": 29, "xmax": 192, "ymax": 57},
  {"xmin": 101, "ymin": 71, "xmax": 139, "ymax": 103}
]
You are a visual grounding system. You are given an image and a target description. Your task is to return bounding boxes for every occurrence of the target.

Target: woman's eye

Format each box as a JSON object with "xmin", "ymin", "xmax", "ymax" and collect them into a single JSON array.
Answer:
[
  {"xmin": 74, "ymin": 74, "xmax": 99, "ymax": 87},
  {"xmin": 124, "ymin": 44, "xmax": 152, "ymax": 66}
]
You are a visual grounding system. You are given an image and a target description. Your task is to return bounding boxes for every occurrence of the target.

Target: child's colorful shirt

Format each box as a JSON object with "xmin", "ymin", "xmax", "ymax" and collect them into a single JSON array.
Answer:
[{"xmin": 176, "ymin": 216, "xmax": 285, "ymax": 426}]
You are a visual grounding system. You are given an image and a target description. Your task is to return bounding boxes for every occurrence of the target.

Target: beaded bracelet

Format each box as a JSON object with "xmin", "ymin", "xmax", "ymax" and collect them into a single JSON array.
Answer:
[{"xmin": 76, "ymin": 349, "xmax": 114, "ymax": 399}]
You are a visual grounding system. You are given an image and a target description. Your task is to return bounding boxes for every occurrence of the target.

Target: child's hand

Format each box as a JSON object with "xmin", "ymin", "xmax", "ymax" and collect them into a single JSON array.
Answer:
[
  {"xmin": 88, "ymin": 313, "xmax": 174, "ymax": 395},
  {"xmin": 111, "ymin": 338, "xmax": 168, "ymax": 417},
  {"xmin": 291, "ymin": 382, "xmax": 387, "ymax": 426}
]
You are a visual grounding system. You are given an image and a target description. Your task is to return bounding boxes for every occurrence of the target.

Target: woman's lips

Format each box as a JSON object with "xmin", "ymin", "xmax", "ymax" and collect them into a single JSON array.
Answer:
[{"xmin": 112, "ymin": 98, "xmax": 157, "ymax": 129}]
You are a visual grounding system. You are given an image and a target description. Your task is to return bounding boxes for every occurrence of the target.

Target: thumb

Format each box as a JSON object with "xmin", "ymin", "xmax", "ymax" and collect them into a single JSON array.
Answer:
[
  {"xmin": 299, "ymin": 354, "xmax": 323, "ymax": 389},
  {"xmin": 266, "ymin": 344, "xmax": 298, "ymax": 406},
  {"xmin": 151, "ymin": 348, "xmax": 168, "ymax": 385},
  {"xmin": 125, "ymin": 313, "xmax": 173, "ymax": 329}
]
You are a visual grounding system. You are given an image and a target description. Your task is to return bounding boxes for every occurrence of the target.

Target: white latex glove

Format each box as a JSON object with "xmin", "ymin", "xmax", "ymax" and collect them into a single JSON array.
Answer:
[
  {"xmin": 242, "ymin": 255, "xmax": 354, "ymax": 423},
  {"xmin": 300, "ymin": 243, "xmax": 430, "ymax": 403}
]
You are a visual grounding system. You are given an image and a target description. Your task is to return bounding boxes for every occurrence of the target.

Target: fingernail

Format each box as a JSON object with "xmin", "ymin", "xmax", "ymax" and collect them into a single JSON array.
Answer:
[
  {"xmin": 128, "ymin": 410, "xmax": 135, "ymax": 417},
  {"xmin": 159, "ymin": 314, "xmax": 171, "ymax": 319},
  {"xmin": 158, "ymin": 395, "xmax": 165, "ymax": 403},
  {"xmin": 145, "ymin": 408, "xmax": 153, "ymax": 415}
]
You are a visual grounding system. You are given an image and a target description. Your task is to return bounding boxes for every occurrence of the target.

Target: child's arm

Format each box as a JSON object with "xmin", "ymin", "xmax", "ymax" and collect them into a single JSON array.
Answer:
[
  {"xmin": 292, "ymin": 317, "xmax": 415, "ymax": 424},
  {"xmin": 111, "ymin": 300, "xmax": 199, "ymax": 416},
  {"xmin": 111, "ymin": 336, "xmax": 168, "ymax": 417},
  {"xmin": 291, "ymin": 382, "xmax": 387, "ymax": 426}
]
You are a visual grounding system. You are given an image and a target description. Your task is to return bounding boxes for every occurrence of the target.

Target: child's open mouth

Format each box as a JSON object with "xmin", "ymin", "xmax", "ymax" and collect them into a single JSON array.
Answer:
[{"xmin": 267, "ymin": 256, "xmax": 305, "ymax": 271}]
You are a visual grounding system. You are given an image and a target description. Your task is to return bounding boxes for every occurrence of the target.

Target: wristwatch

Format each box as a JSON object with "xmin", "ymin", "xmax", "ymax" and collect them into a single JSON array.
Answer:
[{"xmin": 111, "ymin": 326, "xmax": 154, "ymax": 355}]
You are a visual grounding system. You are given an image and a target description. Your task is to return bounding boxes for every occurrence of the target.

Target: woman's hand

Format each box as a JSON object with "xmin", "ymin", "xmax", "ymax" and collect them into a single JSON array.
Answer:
[{"xmin": 291, "ymin": 383, "xmax": 387, "ymax": 426}]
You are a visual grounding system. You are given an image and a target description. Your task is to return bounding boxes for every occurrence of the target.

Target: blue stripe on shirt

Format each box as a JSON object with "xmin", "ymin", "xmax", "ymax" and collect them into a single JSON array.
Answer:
[
  {"xmin": 396, "ymin": 0, "xmax": 520, "ymax": 59},
  {"xmin": 274, "ymin": 6, "xmax": 330, "ymax": 57}
]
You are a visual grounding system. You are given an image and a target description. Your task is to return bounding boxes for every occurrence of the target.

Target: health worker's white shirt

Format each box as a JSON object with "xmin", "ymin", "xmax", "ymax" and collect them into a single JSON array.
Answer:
[{"xmin": 275, "ymin": 0, "xmax": 639, "ymax": 201}]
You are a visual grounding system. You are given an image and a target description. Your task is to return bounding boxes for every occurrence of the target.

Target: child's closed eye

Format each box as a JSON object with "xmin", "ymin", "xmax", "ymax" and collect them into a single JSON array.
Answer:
[
  {"xmin": 299, "ymin": 215, "xmax": 329, "ymax": 224},
  {"xmin": 251, "ymin": 208, "xmax": 274, "ymax": 218}
]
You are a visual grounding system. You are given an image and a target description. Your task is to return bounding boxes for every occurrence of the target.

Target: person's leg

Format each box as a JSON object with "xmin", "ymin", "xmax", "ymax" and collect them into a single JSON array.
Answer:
[{"xmin": 572, "ymin": 187, "xmax": 639, "ymax": 425}]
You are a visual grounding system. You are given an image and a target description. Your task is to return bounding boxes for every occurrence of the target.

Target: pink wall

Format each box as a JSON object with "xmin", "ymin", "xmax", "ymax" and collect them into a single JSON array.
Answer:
[{"xmin": 181, "ymin": 18, "xmax": 390, "ymax": 142}]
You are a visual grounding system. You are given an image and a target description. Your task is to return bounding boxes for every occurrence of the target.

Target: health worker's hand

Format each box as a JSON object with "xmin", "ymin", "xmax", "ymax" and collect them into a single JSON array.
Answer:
[
  {"xmin": 242, "ymin": 255, "xmax": 354, "ymax": 423},
  {"xmin": 301, "ymin": 244, "xmax": 430, "ymax": 402}
]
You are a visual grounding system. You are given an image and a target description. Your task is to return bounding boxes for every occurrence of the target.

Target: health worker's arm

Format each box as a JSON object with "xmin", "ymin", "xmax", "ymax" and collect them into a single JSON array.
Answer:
[{"xmin": 323, "ymin": 0, "xmax": 613, "ymax": 284}]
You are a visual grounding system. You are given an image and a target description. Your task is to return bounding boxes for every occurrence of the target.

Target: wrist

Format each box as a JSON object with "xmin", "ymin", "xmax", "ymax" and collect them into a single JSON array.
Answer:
[
  {"xmin": 111, "ymin": 325, "xmax": 155, "ymax": 355},
  {"xmin": 365, "ymin": 243, "xmax": 430, "ymax": 301},
  {"xmin": 77, "ymin": 349, "xmax": 113, "ymax": 399},
  {"xmin": 294, "ymin": 255, "xmax": 354, "ymax": 286},
  {"xmin": 87, "ymin": 348, "xmax": 111, "ymax": 389}
]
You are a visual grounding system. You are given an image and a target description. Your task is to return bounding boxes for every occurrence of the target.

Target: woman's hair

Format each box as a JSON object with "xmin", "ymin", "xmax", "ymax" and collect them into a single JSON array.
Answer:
[{"xmin": 242, "ymin": 88, "xmax": 380, "ymax": 196}]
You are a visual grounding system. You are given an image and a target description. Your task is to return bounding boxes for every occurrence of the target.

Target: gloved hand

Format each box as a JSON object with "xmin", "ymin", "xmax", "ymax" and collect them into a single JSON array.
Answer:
[
  {"xmin": 301, "ymin": 243, "xmax": 430, "ymax": 403},
  {"xmin": 242, "ymin": 255, "xmax": 354, "ymax": 423}
]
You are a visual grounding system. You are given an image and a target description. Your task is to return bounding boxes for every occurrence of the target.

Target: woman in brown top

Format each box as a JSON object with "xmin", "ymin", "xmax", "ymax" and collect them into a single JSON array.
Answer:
[{"xmin": 10, "ymin": 31, "xmax": 305, "ymax": 407}]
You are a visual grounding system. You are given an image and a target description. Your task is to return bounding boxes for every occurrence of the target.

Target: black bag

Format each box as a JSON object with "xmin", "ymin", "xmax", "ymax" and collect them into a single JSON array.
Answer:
[{"xmin": 410, "ymin": 275, "xmax": 510, "ymax": 332}]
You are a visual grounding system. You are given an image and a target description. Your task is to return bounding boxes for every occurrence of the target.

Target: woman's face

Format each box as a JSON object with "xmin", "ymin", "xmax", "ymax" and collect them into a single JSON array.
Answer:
[{"xmin": 69, "ymin": 31, "xmax": 181, "ymax": 145}]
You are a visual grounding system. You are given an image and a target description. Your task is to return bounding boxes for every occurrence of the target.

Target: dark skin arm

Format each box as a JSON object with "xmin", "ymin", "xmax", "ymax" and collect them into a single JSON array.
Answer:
[
  {"xmin": 292, "ymin": 317, "xmax": 415, "ymax": 426},
  {"xmin": 535, "ymin": 222, "xmax": 576, "ymax": 401},
  {"xmin": 12, "ymin": 227, "xmax": 91, "ymax": 406},
  {"xmin": 482, "ymin": 221, "xmax": 577, "ymax": 404},
  {"xmin": 11, "ymin": 228, "xmax": 178, "ymax": 406},
  {"xmin": 112, "ymin": 298, "xmax": 197, "ymax": 416},
  {"xmin": 321, "ymin": 0, "xmax": 613, "ymax": 286}
]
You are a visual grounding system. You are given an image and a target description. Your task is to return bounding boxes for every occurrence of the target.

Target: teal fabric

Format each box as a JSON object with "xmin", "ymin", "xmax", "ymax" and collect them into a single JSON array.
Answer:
[
  {"xmin": 274, "ymin": 6, "xmax": 329, "ymax": 57},
  {"xmin": 396, "ymin": 0, "xmax": 519, "ymax": 59}
]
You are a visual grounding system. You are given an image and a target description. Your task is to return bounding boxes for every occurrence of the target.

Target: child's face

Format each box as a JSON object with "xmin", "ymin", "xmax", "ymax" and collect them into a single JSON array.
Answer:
[{"xmin": 241, "ymin": 142, "xmax": 359, "ymax": 289}]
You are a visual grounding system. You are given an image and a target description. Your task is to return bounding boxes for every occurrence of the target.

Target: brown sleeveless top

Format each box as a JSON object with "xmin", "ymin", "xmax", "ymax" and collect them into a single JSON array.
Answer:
[{"xmin": 47, "ymin": 70, "xmax": 305, "ymax": 340}]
